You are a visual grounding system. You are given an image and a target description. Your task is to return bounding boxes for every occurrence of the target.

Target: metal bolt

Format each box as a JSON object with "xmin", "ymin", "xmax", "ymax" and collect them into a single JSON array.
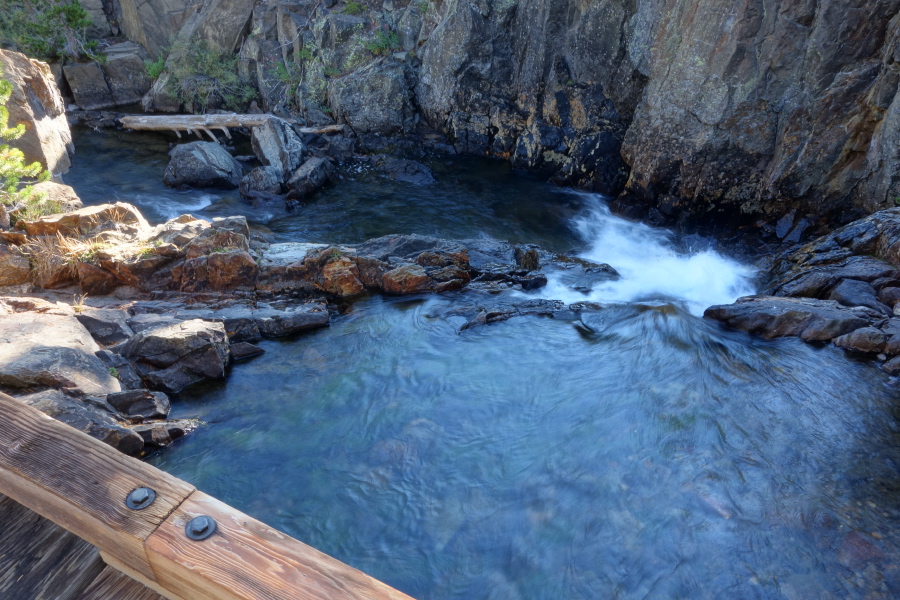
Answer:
[
  {"xmin": 185, "ymin": 515, "xmax": 217, "ymax": 541},
  {"xmin": 125, "ymin": 487, "xmax": 156, "ymax": 510}
]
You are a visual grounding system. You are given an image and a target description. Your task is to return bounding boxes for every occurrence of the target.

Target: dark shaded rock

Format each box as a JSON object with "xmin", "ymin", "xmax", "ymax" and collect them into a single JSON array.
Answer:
[
  {"xmin": 884, "ymin": 355, "xmax": 900, "ymax": 375},
  {"xmin": 17, "ymin": 390, "xmax": 143, "ymax": 455},
  {"xmin": 704, "ymin": 296, "xmax": 880, "ymax": 342},
  {"xmin": 372, "ymin": 157, "xmax": 435, "ymax": 185},
  {"xmin": 106, "ymin": 389, "xmax": 170, "ymax": 420},
  {"xmin": 240, "ymin": 166, "xmax": 284, "ymax": 198},
  {"xmin": 878, "ymin": 286, "xmax": 900, "ymax": 308},
  {"xmin": 163, "ymin": 142, "xmax": 243, "ymax": 189},
  {"xmin": 829, "ymin": 279, "xmax": 893, "ymax": 317},
  {"xmin": 285, "ymin": 157, "xmax": 334, "ymax": 204},
  {"xmin": 230, "ymin": 341, "xmax": 265, "ymax": 360},
  {"xmin": 75, "ymin": 308, "xmax": 135, "ymax": 346},
  {"xmin": 121, "ymin": 319, "xmax": 230, "ymax": 393},
  {"xmin": 444, "ymin": 299, "xmax": 567, "ymax": 331},
  {"xmin": 95, "ymin": 349, "xmax": 144, "ymax": 390},
  {"xmin": 0, "ymin": 313, "xmax": 121, "ymax": 395},
  {"xmin": 833, "ymin": 328, "xmax": 887, "ymax": 354}
]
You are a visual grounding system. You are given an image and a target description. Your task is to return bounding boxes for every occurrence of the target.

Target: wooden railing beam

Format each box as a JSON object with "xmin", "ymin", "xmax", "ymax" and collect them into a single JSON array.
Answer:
[
  {"xmin": 0, "ymin": 391, "xmax": 194, "ymax": 581},
  {"xmin": 0, "ymin": 391, "xmax": 415, "ymax": 600}
]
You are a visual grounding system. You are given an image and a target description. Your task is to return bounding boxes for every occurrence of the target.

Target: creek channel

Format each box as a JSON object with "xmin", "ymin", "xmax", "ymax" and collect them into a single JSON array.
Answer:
[{"xmin": 68, "ymin": 126, "xmax": 900, "ymax": 599}]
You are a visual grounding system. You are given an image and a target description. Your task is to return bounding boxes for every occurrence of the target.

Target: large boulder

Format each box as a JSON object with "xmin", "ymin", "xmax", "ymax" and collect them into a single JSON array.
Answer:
[
  {"xmin": 163, "ymin": 142, "xmax": 244, "ymax": 189},
  {"xmin": 0, "ymin": 50, "xmax": 73, "ymax": 177},
  {"xmin": 17, "ymin": 390, "xmax": 144, "ymax": 455},
  {"xmin": 121, "ymin": 319, "xmax": 231, "ymax": 393},
  {"xmin": 0, "ymin": 312, "xmax": 121, "ymax": 395},
  {"xmin": 251, "ymin": 119, "xmax": 305, "ymax": 180}
]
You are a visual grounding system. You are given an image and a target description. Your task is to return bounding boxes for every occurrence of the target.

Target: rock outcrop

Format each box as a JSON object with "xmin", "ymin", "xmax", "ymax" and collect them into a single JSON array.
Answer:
[
  {"xmin": 707, "ymin": 208, "xmax": 900, "ymax": 372},
  {"xmin": 216, "ymin": 0, "xmax": 900, "ymax": 230},
  {"xmin": 0, "ymin": 50, "xmax": 73, "ymax": 177}
]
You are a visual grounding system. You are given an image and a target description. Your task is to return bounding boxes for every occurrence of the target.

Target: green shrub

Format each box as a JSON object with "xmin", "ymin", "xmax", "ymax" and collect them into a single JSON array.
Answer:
[
  {"xmin": 362, "ymin": 30, "xmax": 401, "ymax": 56},
  {"xmin": 0, "ymin": 68, "xmax": 53, "ymax": 225},
  {"xmin": 342, "ymin": 1, "xmax": 365, "ymax": 15},
  {"xmin": 167, "ymin": 41, "xmax": 257, "ymax": 112},
  {"xmin": 145, "ymin": 54, "xmax": 167, "ymax": 80},
  {"xmin": 0, "ymin": 0, "xmax": 100, "ymax": 61}
]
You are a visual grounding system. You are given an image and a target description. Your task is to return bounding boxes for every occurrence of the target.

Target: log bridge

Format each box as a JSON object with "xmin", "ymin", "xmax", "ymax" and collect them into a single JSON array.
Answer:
[
  {"xmin": 0, "ymin": 390, "xmax": 414, "ymax": 600},
  {"xmin": 118, "ymin": 114, "xmax": 347, "ymax": 143}
]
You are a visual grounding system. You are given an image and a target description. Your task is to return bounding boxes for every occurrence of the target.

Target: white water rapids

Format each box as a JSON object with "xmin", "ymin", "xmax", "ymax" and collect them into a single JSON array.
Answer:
[{"xmin": 539, "ymin": 195, "xmax": 757, "ymax": 315}]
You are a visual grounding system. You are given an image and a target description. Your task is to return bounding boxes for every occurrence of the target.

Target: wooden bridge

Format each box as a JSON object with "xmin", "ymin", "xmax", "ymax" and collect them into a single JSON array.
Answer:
[{"xmin": 0, "ymin": 390, "xmax": 414, "ymax": 600}]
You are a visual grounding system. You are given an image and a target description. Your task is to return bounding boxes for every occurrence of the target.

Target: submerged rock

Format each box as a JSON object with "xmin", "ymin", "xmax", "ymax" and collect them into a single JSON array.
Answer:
[{"xmin": 163, "ymin": 142, "xmax": 244, "ymax": 189}]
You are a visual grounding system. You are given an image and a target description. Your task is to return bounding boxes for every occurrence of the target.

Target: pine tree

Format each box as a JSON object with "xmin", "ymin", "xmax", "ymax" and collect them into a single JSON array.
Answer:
[{"xmin": 0, "ymin": 66, "xmax": 52, "ymax": 225}]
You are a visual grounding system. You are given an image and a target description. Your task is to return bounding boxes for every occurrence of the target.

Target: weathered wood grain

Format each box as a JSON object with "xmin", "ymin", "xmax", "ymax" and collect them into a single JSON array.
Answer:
[
  {"xmin": 0, "ymin": 392, "xmax": 195, "ymax": 580},
  {"xmin": 100, "ymin": 552, "xmax": 186, "ymax": 600},
  {"xmin": 75, "ymin": 565, "xmax": 167, "ymax": 600},
  {"xmin": 146, "ymin": 491, "xmax": 416, "ymax": 600},
  {"xmin": 118, "ymin": 114, "xmax": 346, "ymax": 136},
  {"xmin": 0, "ymin": 493, "xmax": 104, "ymax": 600}
]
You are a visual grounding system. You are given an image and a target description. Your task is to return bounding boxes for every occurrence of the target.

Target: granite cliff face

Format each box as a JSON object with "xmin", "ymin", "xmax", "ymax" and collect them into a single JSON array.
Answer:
[{"xmin": 104, "ymin": 0, "xmax": 900, "ymax": 229}]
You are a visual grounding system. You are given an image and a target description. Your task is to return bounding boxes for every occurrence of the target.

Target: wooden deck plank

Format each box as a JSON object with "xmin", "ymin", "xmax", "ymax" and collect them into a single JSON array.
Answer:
[
  {"xmin": 0, "ymin": 494, "xmax": 104, "ymax": 600},
  {"xmin": 146, "ymin": 491, "xmax": 415, "ymax": 600},
  {"xmin": 75, "ymin": 565, "xmax": 167, "ymax": 600},
  {"xmin": 0, "ymin": 392, "xmax": 195, "ymax": 581}
]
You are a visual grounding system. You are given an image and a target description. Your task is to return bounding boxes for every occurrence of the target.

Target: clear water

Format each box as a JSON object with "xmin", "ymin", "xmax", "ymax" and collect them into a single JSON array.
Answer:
[{"xmin": 69, "ymin": 127, "xmax": 900, "ymax": 599}]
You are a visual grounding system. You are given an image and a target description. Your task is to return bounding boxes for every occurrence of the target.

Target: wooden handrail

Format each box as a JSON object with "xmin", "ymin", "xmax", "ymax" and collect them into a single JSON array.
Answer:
[{"xmin": 0, "ymin": 391, "xmax": 414, "ymax": 600}]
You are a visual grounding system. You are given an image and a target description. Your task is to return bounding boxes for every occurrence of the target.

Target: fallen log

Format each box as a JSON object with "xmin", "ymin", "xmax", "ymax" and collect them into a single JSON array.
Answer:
[{"xmin": 118, "ymin": 114, "xmax": 347, "ymax": 139}]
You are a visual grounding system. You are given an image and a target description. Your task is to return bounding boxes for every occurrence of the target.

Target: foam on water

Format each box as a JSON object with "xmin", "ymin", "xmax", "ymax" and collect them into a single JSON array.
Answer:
[
  {"xmin": 540, "ymin": 194, "xmax": 757, "ymax": 314},
  {"xmin": 131, "ymin": 193, "xmax": 215, "ymax": 221}
]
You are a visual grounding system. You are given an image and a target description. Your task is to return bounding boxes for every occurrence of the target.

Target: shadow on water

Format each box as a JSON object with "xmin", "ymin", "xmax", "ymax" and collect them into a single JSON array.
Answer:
[{"xmin": 67, "ymin": 125, "xmax": 900, "ymax": 599}]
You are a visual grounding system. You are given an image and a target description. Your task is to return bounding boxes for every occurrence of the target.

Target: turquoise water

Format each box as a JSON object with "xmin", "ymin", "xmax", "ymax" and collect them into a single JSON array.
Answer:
[{"xmin": 70, "ymin": 126, "xmax": 900, "ymax": 599}]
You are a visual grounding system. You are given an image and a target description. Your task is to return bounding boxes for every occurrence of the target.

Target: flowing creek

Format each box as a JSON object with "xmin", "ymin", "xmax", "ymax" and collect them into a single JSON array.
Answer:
[{"xmin": 69, "ymin": 126, "xmax": 900, "ymax": 599}]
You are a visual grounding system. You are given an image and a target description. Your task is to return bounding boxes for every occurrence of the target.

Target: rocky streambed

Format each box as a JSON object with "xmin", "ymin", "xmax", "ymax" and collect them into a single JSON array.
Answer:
[{"xmin": 3, "ymin": 149, "xmax": 900, "ymax": 596}]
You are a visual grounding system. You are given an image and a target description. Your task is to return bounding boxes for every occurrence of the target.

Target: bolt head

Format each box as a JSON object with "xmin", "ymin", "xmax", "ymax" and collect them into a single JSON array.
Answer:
[
  {"xmin": 190, "ymin": 516, "xmax": 210, "ymax": 535},
  {"xmin": 185, "ymin": 515, "xmax": 217, "ymax": 540},
  {"xmin": 125, "ymin": 487, "xmax": 156, "ymax": 510}
]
